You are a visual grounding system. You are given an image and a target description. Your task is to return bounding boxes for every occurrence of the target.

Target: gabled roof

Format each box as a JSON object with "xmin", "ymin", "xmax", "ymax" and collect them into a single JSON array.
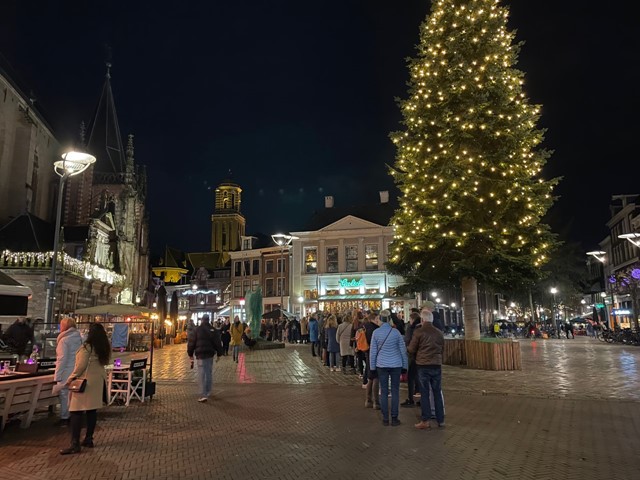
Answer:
[
  {"xmin": 187, "ymin": 252, "xmax": 231, "ymax": 271},
  {"xmin": 0, "ymin": 213, "xmax": 54, "ymax": 251},
  {"xmin": 304, "ymin": 201, "xmax": 396, "ymax": 232}
]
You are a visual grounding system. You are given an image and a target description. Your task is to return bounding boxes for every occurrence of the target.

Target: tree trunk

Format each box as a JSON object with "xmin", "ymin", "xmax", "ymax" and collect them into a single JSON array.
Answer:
[
  {"xmin": 462, "ymin": 276, "xmax": 480, "ymax": 340},
  {"xmin": 528, "ymin": 289, "xmax": 537, "ymax": 323}
]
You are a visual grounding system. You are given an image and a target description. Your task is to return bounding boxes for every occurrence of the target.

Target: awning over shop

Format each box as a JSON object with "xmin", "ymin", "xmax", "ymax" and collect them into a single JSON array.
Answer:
[
  {"xmin": 318, "ymin": 294, "xmax": 384, "ymax": 301},
  {"xmin": 215, "ymin": 305, "xmax": 230, "ymax": 317},
  {"xmin": 0, "ymin": 271, "xmax": 32, "ymax": 316}
]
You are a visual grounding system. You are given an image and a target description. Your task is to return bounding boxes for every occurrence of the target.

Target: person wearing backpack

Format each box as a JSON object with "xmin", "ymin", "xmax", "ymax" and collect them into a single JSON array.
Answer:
[
  {"xmin": 355, "ymin": 320, "xmax": 369, "ymax": 388},
  {"xmin": 363, "ymin": 311, "xmax": 379, "ymax": 409}
]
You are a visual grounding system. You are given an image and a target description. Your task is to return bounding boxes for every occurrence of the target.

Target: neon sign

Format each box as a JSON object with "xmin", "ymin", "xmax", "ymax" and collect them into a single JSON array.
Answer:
[{"xmin": 339, "ymin": 278, "xmax": 364, "ymax": 288}]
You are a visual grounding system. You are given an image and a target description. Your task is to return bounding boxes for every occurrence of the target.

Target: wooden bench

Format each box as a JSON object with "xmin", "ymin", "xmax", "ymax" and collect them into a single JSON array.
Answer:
[{"xmin": 0, "ymin": 374, "xmax": 57, "ymax": 432}]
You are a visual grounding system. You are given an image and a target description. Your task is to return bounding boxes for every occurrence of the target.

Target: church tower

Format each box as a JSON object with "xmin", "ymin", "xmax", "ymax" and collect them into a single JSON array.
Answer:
[{"xmin": 211, "ymin": 180, "xmax": 245, "ymax": 252}]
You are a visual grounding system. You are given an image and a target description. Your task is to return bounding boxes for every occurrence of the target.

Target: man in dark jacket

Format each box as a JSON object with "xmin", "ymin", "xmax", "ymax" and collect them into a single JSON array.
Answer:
[
  {"xmin": 187, "ymin": 315, "xmax": 224, "ymax": 402},
  {"xmin": 423, "ymin": 301, "xmax": 445, "ymax": 331},
  {"xmin": 401, "ymin": 312, "xmax": 422, "ymax": 407},
  {"xmin": 4, "ymin": 317, "xmax": 34, "ymax": 358},
  {"xmin": 408, "ymin": 310, "xmax": 445, "ymax": 429}
]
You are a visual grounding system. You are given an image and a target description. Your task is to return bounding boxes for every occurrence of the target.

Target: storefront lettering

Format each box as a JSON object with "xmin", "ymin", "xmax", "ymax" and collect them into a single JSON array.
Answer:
[{"xmin": 339, "ymin": 278, "xmax": 364, "ymax": 288}]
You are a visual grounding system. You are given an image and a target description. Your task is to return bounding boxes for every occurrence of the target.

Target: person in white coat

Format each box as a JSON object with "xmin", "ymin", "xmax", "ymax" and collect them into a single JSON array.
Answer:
[{"xmin": 54, "ymin": 317, "xmax": 82, "ymax": 426}]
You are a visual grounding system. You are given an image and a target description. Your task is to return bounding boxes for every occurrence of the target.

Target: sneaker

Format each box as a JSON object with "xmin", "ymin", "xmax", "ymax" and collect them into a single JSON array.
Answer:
[
  {"xmin": 56, "ymin": 418, "xmax": 70, "ymax": 427},
  {"xmin": 382, "ymin": 419, "xmax": 389, "ymax": 426},
  {"xmin": 198, "ymin": 397, "xmax": 208, "ymax": 402},
  {"xmin": 414, "ymin": 421, "xmax": 431, "ymax": 430},
  {"xmin": 361, "ymin": 383, "xmax": 367, "ymax": 389},
  {"xmin": 391, "ymin": 418, "xmax": 401, "ymax": 427},
  {"xmin": 438, "ymin": 423, "xmax": 446, "ymax": 428},
  {"xmin": 400, "ymin": 399, "xmax": 415, "ymax": 408},
  {"xmin": 365, "ymin": 401, "xmax": 373, "ymax": 408}
]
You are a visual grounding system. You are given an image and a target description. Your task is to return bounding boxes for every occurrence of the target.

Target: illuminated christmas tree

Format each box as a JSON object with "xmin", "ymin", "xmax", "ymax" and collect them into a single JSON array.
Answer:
[{"xmin": 387, "ymin": 0, "xmax": 559, "ymax": 339}]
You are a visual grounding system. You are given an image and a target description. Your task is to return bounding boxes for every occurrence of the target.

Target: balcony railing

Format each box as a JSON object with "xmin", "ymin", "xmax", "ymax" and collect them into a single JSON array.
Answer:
[{"xmin": 1, "ymin": 249, "xmax": 125, "ymax": 286}]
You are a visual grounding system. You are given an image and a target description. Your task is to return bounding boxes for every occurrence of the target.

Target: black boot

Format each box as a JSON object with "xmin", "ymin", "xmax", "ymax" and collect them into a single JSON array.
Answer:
[
  {"xmin": 60, "ymin": 442, "xmax": 81, "ymax": 455},
  {"xmin": 81, "ymin": 437, "xmax": 94, "ymax": 448}
]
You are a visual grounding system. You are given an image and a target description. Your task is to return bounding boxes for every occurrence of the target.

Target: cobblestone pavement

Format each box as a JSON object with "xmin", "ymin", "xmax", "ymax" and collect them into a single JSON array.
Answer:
[
  {"xmin": 149, "ymin": 336, "xmax": 640, "ymax": 401},
  {"xmin": 0, "ymin": 338, "xmax": 638, "ymax": 480}
]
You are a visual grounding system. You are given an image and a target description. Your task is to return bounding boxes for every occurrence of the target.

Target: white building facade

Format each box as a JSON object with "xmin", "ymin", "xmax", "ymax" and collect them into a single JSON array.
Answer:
[{"xmin": 291, "ymin": 215, "xmax": 415, "ymax": 318}]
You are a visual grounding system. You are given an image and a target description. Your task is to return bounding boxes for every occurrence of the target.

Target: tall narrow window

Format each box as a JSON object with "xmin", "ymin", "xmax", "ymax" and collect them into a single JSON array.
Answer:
[
  {"xmin": 326, "ymin": 247, "xmax": 338, "ymax": 273},
  {"xmin": 304, "ymin": 247, "xmax": 317, "ymax": 273},
  {"xmin": 265, "ymin": 278, "xmax": 274, "ymax": 296},
  {"xmin": 252, "ymin": 259, "xmax": 260, "ymax": 275},
  {"xmin": 365, "ymin": 244, "xmax": 378, "ymax": 271},
  {"xmin": 277, "ymin": 258, "xmax": 286, "ymax": 273},
  {"xmin": 345, "ymin": 245, "xmax": 358, "ymax": 272},
  {"xmin": 266, "ymin": 260, "xmax": 274, "ymax": 273}
]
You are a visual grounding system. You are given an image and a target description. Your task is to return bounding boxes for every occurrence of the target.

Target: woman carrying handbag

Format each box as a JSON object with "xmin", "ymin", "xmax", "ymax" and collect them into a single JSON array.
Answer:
[{"xmin": 60, "ymin": 323, "xmax": 111, "ymax": 455}]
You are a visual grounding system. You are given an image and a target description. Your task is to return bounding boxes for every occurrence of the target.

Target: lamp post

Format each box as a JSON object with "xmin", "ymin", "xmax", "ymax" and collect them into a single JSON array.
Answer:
[
  {"xmin": 44, "ymin": 151, "xmax": 96, "ymax": 327},
  {"xmin": 271, "ymin": 233, "xmax": 298, "ymax": 315},
  {"xmin": 550, "ymin": 287, "xmax": 558, "ymax": 336},
  {"xmin": 617, "ymin": 233, "xmax": 640, "ymax": 331},
  {"xmin": 587, "ymin": 250, "xmax": 611, "ymax": 328}
]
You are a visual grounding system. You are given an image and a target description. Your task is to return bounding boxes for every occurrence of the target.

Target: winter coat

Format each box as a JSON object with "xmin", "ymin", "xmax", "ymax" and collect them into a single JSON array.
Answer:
[
  {"xmin": 68, "ymin": 345, "xmax": 108, "ymax": 412},
  {"xmin": 54, "ymin": 327, "xmax": 83, "ymax": 383},
  {"xmin": 407, "ymin": 323, "xmax": 445, "ymax": 366},
  {"xmin": 187, "ymin": 321, "xmax": 224, "ymax": 359},
  {"xmin": 326, "ymin": 327, "xmax": 340, "ymax": 353},
  {"xmin": 229, "ymin": 322, "xmax": 244, "ymax": 346},
  {"xmin": 432, "ymin": 311, "xmax": 445, "ymax": 331},
  {"xmin": 300, "ymin": 317, "xmax": 309, "ymax": 335},
  {"xmin": 4, "ymin": 320, "xmax": 33, "ymax": 356},
  {"xmin": 308, "ymin": 318, "xmax": 319, "ymax": 342},
  {"xmin": 369, "ymin": 322, "xmax": 408, "ymax": 371},
  {"xmin": 336, "ymin": 322, "xmax": 354, "ymax": 356}
]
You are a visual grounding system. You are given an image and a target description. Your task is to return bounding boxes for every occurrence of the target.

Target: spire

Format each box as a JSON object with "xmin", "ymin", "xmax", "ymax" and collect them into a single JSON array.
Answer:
[
  {"xmin": 86, "ymin": 62, "xmax": 126, "ymax": 174},
  {"xmin": 126, "ymin": 134, "xmax": 134, "ymax": 165}
]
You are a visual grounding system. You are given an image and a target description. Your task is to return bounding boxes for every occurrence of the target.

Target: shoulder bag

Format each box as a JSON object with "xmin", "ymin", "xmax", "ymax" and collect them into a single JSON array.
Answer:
[
  {"xmin": 68, "ymin": 346, "xmax": 92, "ymax": 393},
  {"xmin": 369, "ymin": 328, "xmax": 393, "ymax": 379}
]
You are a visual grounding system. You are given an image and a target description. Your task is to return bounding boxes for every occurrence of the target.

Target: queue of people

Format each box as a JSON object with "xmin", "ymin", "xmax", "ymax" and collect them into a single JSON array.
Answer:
[{"xmin": 308, "ymin": 305, "xmax": 446, "ymax": 430}]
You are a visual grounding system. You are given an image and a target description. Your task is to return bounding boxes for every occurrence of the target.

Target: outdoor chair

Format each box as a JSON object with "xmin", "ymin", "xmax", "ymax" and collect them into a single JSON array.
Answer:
[{"xmin": 107, "ymin": 358, "xmax": 147, "ymax": 406}]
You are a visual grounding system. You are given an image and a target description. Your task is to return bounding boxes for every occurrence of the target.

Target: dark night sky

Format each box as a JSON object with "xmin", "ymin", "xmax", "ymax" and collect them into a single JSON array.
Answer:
[{"xmin": 1, "ymin": 1, "xmax": 638, "ymax": 255}]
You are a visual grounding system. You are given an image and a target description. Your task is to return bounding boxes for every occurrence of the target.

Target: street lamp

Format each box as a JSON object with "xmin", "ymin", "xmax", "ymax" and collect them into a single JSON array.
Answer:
[
  {"xmin": 45, "ymin": 150, "xmax": 96, "ymax": 326},
  {"xmin": 271, "ymin": 233, "xmax": 298, "ymax": 314},
  {"xmin": 586, "ymin": 250, "xmax": 606, "ymax": 262},
  {"xmin": 618, "ymin": 233, "xmax": 640, "ymax": 247},
  {"xmin": 550, "ymin": 287, "xmax": 558, "ymax": 334}
]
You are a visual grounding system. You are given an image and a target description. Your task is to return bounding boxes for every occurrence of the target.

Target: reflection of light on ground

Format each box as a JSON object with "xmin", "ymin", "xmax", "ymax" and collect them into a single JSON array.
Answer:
[
  {"xmin": 618, "ymin": 351, "xmax": 637, "ymax": 377},
  {"xmin": 236, "ymin": 353, "xmax": 255, "ymax": 384}
]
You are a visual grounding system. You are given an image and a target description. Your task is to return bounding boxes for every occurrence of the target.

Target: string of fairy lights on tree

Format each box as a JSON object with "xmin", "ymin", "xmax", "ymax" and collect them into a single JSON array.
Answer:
[{"xmin": 388, "ymin": 0, "xmax": 558, "ymax": 283}]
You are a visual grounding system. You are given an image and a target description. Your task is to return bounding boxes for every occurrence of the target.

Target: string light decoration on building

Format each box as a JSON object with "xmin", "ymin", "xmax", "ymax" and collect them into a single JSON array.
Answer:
[{"xmin": 386, "ymin": 0, "xmax": 559, "ymax": 340}]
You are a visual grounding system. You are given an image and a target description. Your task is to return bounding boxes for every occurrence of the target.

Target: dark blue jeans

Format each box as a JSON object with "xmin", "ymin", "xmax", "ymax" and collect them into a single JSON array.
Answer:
[
  {"xmin": 417, "ymin": 365, "xmax": 444, "ymax": 424},
  {"xmin": 377, "ymin": 367, "xmax": 401, "ymax": 420}
]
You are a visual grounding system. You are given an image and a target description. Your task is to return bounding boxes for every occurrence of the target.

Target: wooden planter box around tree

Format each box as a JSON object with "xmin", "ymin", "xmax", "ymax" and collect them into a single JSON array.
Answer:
[{"xmin": 443, "ymin": 339, "xmax": 522, "ymax": 371}]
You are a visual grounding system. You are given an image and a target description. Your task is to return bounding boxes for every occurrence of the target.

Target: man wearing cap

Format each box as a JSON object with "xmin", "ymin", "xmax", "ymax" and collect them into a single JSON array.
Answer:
[
  {"xmin": 187, "ymin": 314, "xmax": 224, "ymax": 402},
  {"xmin": 422, "ymin": 301, "xmax": 445, "ymax": 331},
  {"xmin": 408, "ymin": 310, "xmax": 445, "ymax": 429}
]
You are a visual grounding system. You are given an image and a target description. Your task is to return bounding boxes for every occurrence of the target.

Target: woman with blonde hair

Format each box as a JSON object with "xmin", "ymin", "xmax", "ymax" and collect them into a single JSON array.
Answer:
[
  {"xmin": 336, "ymin": 313, "xmax": 355, "ymax": 374},
  {"xmin": 325, "ymin": 314, "xmax": 340, "ymax": 371}
]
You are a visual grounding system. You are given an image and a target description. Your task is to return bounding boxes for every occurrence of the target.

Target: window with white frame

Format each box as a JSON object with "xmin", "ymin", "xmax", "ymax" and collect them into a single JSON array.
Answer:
[
  {"xmin": 277, "ymin": 258, "xmax": 286, "ymax": 273},
  {"xmin": 365, "ymin": 244, "xmax": 378, "ymax": 271},
  {"xmin": 266, "ymin": 260, "xmax": 274, "ymax": 273},
  {"xmin": 277, "ymin": 277, "xmax": 286, "ymax": 296},
  {"xmin": 304, "ymin": 247, "xmax": 318, "ymax": 273},
  {"xmin": 345, "ymin": 245, "xmax": 358, "ymax": 272},
  {"xmin": 234, "ymin": 281, "xmax": 242, "ymax": 298},
  {"xmin": 326, "ymin": 246, "xmax": 338, "ymax": 273},
  {"xmin": 265, "ymin": 278, "xmax": 275, "ymax": 296}
]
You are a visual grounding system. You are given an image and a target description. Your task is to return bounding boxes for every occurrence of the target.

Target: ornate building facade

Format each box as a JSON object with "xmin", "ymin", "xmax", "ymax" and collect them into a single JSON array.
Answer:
[{"xmin": 0, "ymin": 61, "xmax": 149, "ymax": 324}]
